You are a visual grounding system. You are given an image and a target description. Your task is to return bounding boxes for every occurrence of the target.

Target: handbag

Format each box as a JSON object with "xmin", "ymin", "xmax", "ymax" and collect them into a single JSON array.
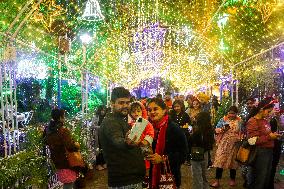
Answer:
[
  {"xmin": 59, "ymin": 127, "xmax": 85, "ymax": 168},
  {"xmin": 235, "ymin": 139, "xmax": 257, "ymax": 165},
  {"xmin": 191, "ymin": 147, "xmax": 205, "ymax": 161},
  {"xmin": 191, "ymin": 135, "xmax": 205, "ymax": 161},
  {"xmin": 66, "ymin": 150, "xmax": 85, "ymax": 167},
  {"xmin": 158, "ymin": 155, "xmax": 177, "ymax": 189}
]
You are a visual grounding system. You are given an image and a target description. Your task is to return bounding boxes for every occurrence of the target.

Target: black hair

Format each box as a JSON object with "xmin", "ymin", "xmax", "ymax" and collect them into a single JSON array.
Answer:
[
  {"xmin": 246, "ymin": 97, "xmax": 275, "ymax": 120},
  {"xmin": 172, "ymin": 100, "xmax": 185, "ymax": 112},
  {"xmin": 48, "ymin": 108, "xmax": 65, "ymax": 132},
  {"xmin": 147, "ymin": 97, "xmax": 167, "ymax": 110},
  {"xmin": 196, "ymin": 111, "xmax": 212, "ymax": 133},
  {"xmin": 130, "ymin": 102, "xmax": 142, "ymax": 113},
  {"xmin": 156, "ymin": 93, "xmax": 163, "ymax": 98},
  {"xmin": 228, "ymin": 106, "xmax": 238, "ymax": 114},
  {"xmin": 111, "ymin": 87, "xmax": 131, "ymax": 102},
  {"xmin": 247, "ymin": 97, "xmax": 256, "ymax": 102},
  {"xmin": 51, "ymin": 108, "xmax": 65, "ymax": 121}
]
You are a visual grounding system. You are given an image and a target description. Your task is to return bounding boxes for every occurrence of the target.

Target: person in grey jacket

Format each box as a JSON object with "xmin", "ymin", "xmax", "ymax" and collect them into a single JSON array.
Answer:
[{"xmin": 99, "ymin": 87, "xmax": 145, "ymax": 188}]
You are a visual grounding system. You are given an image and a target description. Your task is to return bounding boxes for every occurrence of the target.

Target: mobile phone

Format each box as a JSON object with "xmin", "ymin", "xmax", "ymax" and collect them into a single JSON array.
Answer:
[{"xmin": 223, "ymin": 124, "xmax": 230, "ymax": 131}]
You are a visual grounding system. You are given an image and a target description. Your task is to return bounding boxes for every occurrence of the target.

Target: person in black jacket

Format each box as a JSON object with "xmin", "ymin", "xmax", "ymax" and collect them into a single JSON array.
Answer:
[
  {"xmin": 146, "ymin": 98, "xmax": 188, "ymax": 189},
  {"xmin": 99, "ymin": 87, "xmax": 145, "ymax": 188},
  {"xmin": 269, "ymin": 111, "xmax": 282, "ymax": 189},
  {"xmin": 45, "ymin": 108, "xmax": 80, "ymax": 189},
  {"xmin": 189, "ymin": 111, "xmax": 214, "ymax": 189},
  {"xmin": 169, "ymin": 100, "xmax": 191, "ymax": 163},
  {"xmin": 94, "ymin": 105, "xmax": 107, "ymax": 171}
]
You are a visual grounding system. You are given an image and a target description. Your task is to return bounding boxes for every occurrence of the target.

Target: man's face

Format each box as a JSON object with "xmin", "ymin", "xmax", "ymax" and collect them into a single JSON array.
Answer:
[
  {"xmin": 112, "ymin": 97, "xmax": 130, "ymax": 116},
  {"xmin": 261, "ymin": 107, "xmax": 273, "ymax": 118}
]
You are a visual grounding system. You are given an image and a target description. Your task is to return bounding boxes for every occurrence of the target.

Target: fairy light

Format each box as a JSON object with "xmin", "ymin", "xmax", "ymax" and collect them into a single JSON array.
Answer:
[{"xmin": 0, "ymin": 0, "xmax": 282, "ymax": 93}]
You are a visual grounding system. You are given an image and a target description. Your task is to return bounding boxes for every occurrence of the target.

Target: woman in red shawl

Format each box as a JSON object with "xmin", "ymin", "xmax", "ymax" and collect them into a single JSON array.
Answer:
[{"xmin": 146, "ymin": 98, "xmax": 188, "ymax": 188}]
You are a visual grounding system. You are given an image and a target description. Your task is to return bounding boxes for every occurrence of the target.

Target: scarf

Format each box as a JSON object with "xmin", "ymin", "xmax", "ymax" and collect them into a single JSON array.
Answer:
[{"xmin": 152, "ymin": 115, "xmax": 169, "ymax": 189}]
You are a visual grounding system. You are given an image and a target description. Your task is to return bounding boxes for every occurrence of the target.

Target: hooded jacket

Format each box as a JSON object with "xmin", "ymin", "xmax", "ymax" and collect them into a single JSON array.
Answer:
[{"xmin": 128, "ymin": 101, "xmax": 154, "ymax": 144}]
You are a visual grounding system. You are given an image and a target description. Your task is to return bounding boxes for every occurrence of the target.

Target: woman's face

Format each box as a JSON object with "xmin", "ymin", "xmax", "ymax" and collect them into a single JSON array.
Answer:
[
  {"xmin": 261, "ymin": 107, "xmax": 273, "ymax": 118},
  {"xmin": 227, "ymin": 111, "xmax": 237, "ymax": 120},
  {"xmin": 173, "ymin": 103, "xmax": 181, "ymax": 114},
  {"xmin": 192, "ymin": 100, "xmax": 200, "ymax": 110},
  {"xmin": 148, "ymin": 102, "xmax": 167, "ymax": 122}
]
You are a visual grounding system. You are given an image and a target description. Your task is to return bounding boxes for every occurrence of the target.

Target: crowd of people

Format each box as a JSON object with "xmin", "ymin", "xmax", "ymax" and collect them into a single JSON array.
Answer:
[{"xmin": 44, "ymin": 86, "xmax": 284, "ymax": 189}]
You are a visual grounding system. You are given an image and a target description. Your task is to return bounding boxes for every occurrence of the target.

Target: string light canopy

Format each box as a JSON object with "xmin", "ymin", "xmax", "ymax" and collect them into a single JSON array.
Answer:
[{"xmin": 0, "ymin": 0, "xmax": 283, "ymax": 92}]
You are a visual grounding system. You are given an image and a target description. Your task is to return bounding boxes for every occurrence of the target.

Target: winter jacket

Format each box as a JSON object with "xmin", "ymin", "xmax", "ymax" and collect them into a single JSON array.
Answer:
[
  {"xmin": 99, "ymin": 112, "xmax": 145, "ymax": 187},
  {"xmin": 45, "ymin": 122, "xmax": 79, "ymax": 169},
  {"xmin": 247, "ymin": 117, "xmax": 274, "ymax": 148}
]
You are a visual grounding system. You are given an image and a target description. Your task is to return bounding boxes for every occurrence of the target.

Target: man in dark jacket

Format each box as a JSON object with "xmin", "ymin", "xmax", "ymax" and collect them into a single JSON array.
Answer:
[{"xmin": 99, "ymin": 87, "xmax": 145, "ymax": 188}]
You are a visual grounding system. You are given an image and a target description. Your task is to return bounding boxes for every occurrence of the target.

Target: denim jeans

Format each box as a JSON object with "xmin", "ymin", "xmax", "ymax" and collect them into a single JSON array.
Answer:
[
  {"xmin": 191, "ymin": 152, "xmax": 209, "ymax": 189},
  {"xmin": 63, "ymin": 182, "xmax": 74, "ymax": 189},
  {"xmin": 249, "ymin": 147, "xmax": 273, "ymax": 189}
]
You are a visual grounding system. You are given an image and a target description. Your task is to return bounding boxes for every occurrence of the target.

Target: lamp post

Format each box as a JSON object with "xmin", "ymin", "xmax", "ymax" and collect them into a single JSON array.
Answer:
[{"xmin": 80, "ymin": 33, "xmax": 92, "ymax": 117}]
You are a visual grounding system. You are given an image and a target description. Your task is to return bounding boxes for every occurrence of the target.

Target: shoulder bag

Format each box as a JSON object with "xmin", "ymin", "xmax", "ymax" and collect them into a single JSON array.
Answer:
[
  {"xmin": 191, "ymin": 135, "xmax": 205, "ymax": 161},
  {"xmin": 158, "ymin": 155, "xmax": 177, "ymax": 189},
  {"xmin": 59, "ymin": 127, "xmax": 85, "ymax": 168},
  {"xmin": 235, "ymin": 119, "xmax": 260, "ymax": 165}
]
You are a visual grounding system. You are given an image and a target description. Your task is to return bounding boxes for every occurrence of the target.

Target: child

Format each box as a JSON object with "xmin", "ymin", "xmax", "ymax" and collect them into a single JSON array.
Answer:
[{"xmin": 128, "ymin": 101, "xmax": 154, "ymax": 188}]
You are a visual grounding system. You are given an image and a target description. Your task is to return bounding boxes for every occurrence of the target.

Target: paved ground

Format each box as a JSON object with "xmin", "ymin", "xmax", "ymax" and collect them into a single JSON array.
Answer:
[{"xmin": 85, "ymin": 155, "xmax": 284, "ymax": 189}]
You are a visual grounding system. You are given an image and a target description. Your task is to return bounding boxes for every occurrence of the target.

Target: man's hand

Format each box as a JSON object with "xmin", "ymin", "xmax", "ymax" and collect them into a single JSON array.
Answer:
[
  {"xmin": 146, "ymin": 153, "xmax": 163, "ymax": 164},
  {"xmin": 125, "ymin": 131, "xmax": 140, "ymax": 146},
  {"xmin": 269, "ymin": 132, "xmax": 281, "ymax": 140}
]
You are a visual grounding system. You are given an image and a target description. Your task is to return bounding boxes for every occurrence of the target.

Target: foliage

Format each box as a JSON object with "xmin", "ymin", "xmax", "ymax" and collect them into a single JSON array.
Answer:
[
  {"xmin": 214, "ymin": 96, "xmax": 232, "ymax": 126},
  {"xmin": 16, "ymin": 78, "xmax": 42, "ymax": 112},
  {"xmin": 0, "ymin": 125, "xmax": 48, "ymax": 188},
  {"xmin": 0, "ymin": 151, "xmax": 48, "ymax": 188},
  {"xmin": 21, "ymin": 124, "xmax": 45, "ymax": 151},
  {"xmin": 16, "ymin": 78, "xmax": 52, "ymax": 123},
  {"xmin": 61, "ymin": 84, "xmax": 82, "ymax": 115}
]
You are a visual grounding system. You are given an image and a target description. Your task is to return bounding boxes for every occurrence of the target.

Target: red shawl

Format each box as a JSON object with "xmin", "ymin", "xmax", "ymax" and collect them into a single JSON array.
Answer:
[{"xmin": 152, "ymin": 115, "xmax": 169, "ymax": 189}]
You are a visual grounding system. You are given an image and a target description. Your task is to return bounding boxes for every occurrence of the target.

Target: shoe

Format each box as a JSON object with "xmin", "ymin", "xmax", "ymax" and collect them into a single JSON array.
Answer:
[
  {"xmin": 229, "ymin": 179, "xmax": 236, "ymax": 187},
  {"xmin": 210, "ymin": 180, "xmax": 220, "ymax": 188},
  {"xmin": 207, "ymin": 165, "xmax": 213, "ymax": 170}
]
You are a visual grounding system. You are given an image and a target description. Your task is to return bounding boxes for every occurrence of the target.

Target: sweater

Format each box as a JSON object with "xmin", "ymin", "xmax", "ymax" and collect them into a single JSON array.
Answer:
[
  {"xmin": 247, "ymin": 117, "xmax": 274, "ymax": 148},
  {"xmin": 99, "ymin": 112, "xmax": 145, "ymax": 187},
  {"xmin": 151, "ymin": 120, "xmax": 188, "ymax": 179},
  {"xmin": 189, "ymin": 129, "xmax": 215, "ymax": 152},
  {"xmin": 169, "ymin": 111, "xmax": 191, "ymax": 128}
]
